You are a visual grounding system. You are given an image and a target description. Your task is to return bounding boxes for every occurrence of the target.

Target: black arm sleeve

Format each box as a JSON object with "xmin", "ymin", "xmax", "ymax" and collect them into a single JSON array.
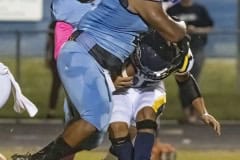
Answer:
[{"xmin": 176, "ymin": 74, "xmax": 202, "ymax": 106}]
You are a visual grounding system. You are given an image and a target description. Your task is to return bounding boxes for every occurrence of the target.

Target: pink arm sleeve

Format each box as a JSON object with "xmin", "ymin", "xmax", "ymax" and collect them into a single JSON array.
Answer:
[{"xmin": 54, "ymin": 21, "xmax": 74, "ymax": 60}]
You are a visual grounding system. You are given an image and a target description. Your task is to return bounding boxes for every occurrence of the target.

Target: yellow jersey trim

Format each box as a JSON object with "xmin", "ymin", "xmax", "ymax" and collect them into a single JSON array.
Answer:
[{"xmin": 152, "ymin": 95, "xmax": 167, "ymax": 113}]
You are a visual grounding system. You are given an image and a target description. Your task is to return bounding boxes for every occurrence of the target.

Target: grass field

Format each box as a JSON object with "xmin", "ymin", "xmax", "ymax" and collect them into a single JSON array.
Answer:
[
  {"xmin": 2, "ymin": 149, "xmax": 240, "ymax": 160},
  {"xmin": 75, "ymin": 150, "xmax": 240, "ymax": 160},
  {"xmin": 0, "ymin": 57, "xmax": 239, "ymax": 120},
  {"xmin": 42, "ymin": 150, "xmax": 240, "ymax": 160}
]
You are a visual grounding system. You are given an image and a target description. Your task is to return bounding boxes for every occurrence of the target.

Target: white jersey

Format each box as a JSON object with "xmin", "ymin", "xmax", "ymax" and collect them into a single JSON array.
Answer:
[
  {"xmin": 0, "ymin": 63, "xmax": 11, "ymax": 109},
  {"xmin": 110, "ymin": 39, "xmax": 194, "ymax": 126},
  {"xmin": 0, "ymin": 63, "xmax": 38, "ymax": 117},
  {"xmin": 110, "ymin": 81, "xmax": 166, "ymax": 126}
]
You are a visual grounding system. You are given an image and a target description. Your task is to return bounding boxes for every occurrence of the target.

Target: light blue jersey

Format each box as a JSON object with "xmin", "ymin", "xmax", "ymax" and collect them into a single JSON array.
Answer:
[
  {"xmin": 57, "ymin": 0, "xmax": 153, "ymax": 133},
  {"xmin": 78, "ymin": 0, "xmax": 148, "ymax": 62},
  {"xmin": 51, "ymin": 0, "xmax": 101, "ymax": 27}
]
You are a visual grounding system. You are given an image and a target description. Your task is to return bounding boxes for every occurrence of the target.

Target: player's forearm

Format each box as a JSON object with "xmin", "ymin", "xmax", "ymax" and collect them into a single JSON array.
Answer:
[
  {"xmin": 195, "ymin": 27, "xmax": 213, "ymax": 34},
  {"xmin": 188, "ymin": 26, "xmax": 213, "ymax": 34},
  {"xmin": 193, "ymin": 94, "xmax": 221, "ymax": 136},
  {"xmin": 176, "ymin": 74, "xmax": 202, "ymax": 107},
  {"xmin": 176, "ymin": 75, "xmax": 212, "ymax": 117},
  {"xmin": 192, "ymin": 97, "xmax": 208, "ymax": 117},
  {"xmin": 147, "ymin": 12, "xmax": 186, "ymax": 42},
  {"xmin": 130, "ymin": 0, "xmax": 186, "ymax": 42}
]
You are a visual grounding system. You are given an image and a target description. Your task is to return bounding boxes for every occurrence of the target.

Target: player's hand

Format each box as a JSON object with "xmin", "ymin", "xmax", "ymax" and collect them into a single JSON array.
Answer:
[
  {"xmin": 113, "ymin": 76, "xmax": 133, "ymax": 89},
  {"xmin": 200, "ymin": 113, "xmax": 221, "ymax": 136},
  {"xmin": 151, "ymin": 138, "xmax": 176, "ymax": 160}
]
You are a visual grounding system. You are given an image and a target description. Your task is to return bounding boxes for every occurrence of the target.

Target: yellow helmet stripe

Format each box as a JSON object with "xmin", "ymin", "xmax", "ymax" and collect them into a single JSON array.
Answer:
[{"xmin": 178, "ymin": 53, "xmax": 191, "ymax": 73}]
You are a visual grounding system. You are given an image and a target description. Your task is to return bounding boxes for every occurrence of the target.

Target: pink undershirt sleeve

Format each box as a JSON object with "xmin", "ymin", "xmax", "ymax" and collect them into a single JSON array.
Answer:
[{"xmin": 54, "ymin": 21, "xmax": 74, "ymax": 60}]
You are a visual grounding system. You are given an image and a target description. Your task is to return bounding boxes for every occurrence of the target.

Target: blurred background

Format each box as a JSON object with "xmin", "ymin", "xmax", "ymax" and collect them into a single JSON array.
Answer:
[
  {"xmin": 0, "ymin": 0, "xmax": 240, "ymax": 159},
  {"xmin": 0, "ymin": 0, "xmax": 239, "ymax": 119}
]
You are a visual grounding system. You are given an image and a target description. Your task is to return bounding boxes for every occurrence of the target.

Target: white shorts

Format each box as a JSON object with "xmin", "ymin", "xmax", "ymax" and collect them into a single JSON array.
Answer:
[{"xmin": 110, "ymin": 81, "xmax": 166, "ymax": 126}]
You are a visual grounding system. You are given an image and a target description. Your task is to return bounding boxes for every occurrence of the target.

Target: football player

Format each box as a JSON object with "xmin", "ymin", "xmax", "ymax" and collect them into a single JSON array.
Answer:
[
  {"xmin": 12, "ymin": 0, "xmax": 189, "ymax": 159},
  {"xmin": 107, "ymin": 30, "xmax": 221, "ymax": 160}
]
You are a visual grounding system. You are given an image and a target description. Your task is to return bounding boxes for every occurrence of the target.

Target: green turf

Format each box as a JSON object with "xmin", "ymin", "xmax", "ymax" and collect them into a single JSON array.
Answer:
[
  {"xmin": 2, "ymin": 149, "xmax": 240, "ymax": 160},
  {"xmin": 75, "ymin": 150, "xmax": 240, "ymax": 160},
  {"xmin": 0, "ymin": 57, "xmax": 65, "ymax": 118},
  {"xmin": 0, "ymin": 57, "xmax": 239, "ymax": 120},
  {"xmin": 177, "ymin": 150, "xmax": 240, "ymax": 160}
]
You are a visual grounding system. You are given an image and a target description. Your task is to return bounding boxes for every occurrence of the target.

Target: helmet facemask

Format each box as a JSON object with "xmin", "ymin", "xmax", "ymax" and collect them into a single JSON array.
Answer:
[{"xmin": 130, "ymin": 31, "xmax": 190, "ymax": 87}]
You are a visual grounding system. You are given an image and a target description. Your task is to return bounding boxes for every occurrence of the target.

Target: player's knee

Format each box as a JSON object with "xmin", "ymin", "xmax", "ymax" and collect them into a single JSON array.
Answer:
[
  {"xmin": 79, "ymin": 132, "xmax": 104, "ymax": 150},
  {"xmin": 109, "ymin": 122, "xmax": 129, "ymax": 139},
  {"xmin": 136, "ymin": 107, "xmax": 156, "ymax": 121},
  {"xmin": 136, "ymin": 119, "xmax": 157, "ymax": 133},
  {"xmin": 65, "ymin": 118, "xmax": 97, "ymax": 137}
]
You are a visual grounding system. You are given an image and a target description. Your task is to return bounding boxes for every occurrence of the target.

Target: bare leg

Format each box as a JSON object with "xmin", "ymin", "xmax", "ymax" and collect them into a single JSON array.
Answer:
[
  {"xmin": 12, "ymin": 119, "xmax": 97, "ymax": 160},
  {"xmin": 63, "ymin": 119, "xmax": 96, "ymax": 147}
]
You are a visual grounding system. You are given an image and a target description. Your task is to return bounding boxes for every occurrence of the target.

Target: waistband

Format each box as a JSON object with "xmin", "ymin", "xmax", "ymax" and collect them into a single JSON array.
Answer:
[{"xmin": 69, "ymin": 30, "xmax": 123, "ymax": 80}]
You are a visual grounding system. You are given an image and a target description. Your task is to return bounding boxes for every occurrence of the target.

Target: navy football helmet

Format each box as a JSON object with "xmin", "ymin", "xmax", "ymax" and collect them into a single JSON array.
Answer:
[{"xmin": 131, "ymin": 30, "xmax": 193, "ymax": 87}]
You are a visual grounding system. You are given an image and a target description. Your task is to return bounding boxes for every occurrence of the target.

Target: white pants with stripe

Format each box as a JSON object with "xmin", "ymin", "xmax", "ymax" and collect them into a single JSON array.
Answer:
[{"xmin": 110, "ymin": 81, "xmax": 166, "ymax": 126}]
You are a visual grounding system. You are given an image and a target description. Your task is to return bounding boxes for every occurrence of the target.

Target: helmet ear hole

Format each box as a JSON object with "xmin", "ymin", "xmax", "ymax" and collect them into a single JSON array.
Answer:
[{"xmin": 0, "ymin": 73, "xmax": 11, "ymax": 109}]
